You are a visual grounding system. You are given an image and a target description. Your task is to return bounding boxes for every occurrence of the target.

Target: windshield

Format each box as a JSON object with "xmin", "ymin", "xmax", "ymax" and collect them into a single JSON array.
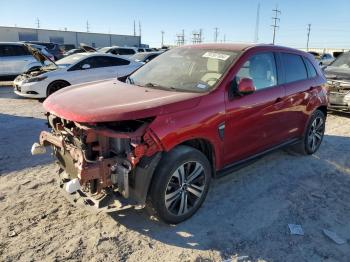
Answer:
[
  {"xmin": 330, "ymin": 52, "xmax": 350, "ymax": 69},
  {"xmin": 98, "ymin": 47, "xmax": 111, "ymax": 53},
  {"xmin": 129, "ymin": 48, "xmax": 239, "ymax": 92},
  {"xmin": 56, "ymin": 53, "xmax": 86, "ymax": 67}
]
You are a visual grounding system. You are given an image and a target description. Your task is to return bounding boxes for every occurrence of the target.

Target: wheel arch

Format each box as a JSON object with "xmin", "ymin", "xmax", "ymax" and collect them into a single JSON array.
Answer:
[
  {"xmin": 179, "ymin": 138, "xmax": 216, "ymax": 174},
  {"xmin": 46, "ymin": 79, "xmax": 71, "ymax": 96}
]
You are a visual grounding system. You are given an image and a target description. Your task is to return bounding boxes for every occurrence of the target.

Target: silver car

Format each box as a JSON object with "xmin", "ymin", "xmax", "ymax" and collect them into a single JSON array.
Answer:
[{"xmin": 0, "ymin": 42, "xmax": 42, "ymax": 77}]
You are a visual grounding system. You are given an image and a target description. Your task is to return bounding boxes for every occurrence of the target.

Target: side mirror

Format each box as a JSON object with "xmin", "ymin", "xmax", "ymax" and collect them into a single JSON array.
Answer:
[
  {"xmin": 238, "ymin": 78, "xmax": 256, "ymax": 95},
  {"xmin": 81, "ymin": 64, "xmax": 91, "ymax": 70}
]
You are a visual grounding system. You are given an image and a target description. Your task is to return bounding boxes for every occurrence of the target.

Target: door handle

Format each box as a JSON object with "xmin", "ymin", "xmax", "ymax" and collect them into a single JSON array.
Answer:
[
  {"xmin": 309, "ymin": 86, "xmax": 316, "ymax": 91},
  {"xmin": 275, "ymin": 97, "xmax": 283, "ymax": 103}
]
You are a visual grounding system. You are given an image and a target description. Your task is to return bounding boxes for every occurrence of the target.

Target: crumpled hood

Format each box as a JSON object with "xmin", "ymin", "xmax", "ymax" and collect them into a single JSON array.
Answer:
[
  {"xmin": 325, "ymin": 66, "xmax": 350, "ymax": 81},
  {"xmin": 24, "ymin": 44, "xmax": 57, "ymax": 67},
  {"xmin": 43, "ymin": 79, "xmax": 204, "ymax": 123}
]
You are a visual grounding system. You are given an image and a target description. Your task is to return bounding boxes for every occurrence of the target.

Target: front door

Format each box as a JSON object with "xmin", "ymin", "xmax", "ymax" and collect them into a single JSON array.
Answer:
[{"xmin": 223, "ymin": 52, "xmax": 286, "ymax": 165}]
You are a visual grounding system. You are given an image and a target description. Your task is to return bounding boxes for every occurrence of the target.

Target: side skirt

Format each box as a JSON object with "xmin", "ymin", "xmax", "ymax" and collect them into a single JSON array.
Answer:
[{"xmin": 216, "ymin": 138, "xmax": 300, "ymax": 178}]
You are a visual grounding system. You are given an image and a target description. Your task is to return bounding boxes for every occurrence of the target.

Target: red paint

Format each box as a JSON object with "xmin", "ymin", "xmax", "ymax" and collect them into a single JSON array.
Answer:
[{"xmin": 44, "ymin": 44, "xmax": 327, "ymax": 171}]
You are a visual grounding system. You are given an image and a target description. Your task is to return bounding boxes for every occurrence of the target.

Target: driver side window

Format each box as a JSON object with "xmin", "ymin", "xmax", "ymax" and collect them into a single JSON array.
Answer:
[{"xmin": 236, "ymin": 52, "xmax": 277, "ymax": 90}]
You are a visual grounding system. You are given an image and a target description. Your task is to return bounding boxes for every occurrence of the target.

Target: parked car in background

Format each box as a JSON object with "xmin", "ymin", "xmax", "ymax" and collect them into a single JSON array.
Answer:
[
  {"xmin": 325, "ymin": 51, "xmax": 350, "ymax": 111},
  {"xmin": 308, "ymin": 51, "xmax": 335, "ymax": 67},
  {"xmin": 130, "ymin": 51, "xmax": 162, "ymax": 64},
  {"xmin": 29, "ymin": 44, "xmax": 56, "ymax": 61},
  {"xmin": 62, "ymin": 44, "xmax": 96, "ymax": 57},
  {"xmin": 59, "ymin": 44, "xmax": 76, "ymax": 52},
  {"xmin": 32, "ymin": 44, "xmax": 328, "ymax": 224},
  {"xmin": 0, "ymin": 42, "xmax": 42, "ymax": 78},
  {"xmin": 319, "ymin": 53, "xmax": 335, "ymax": 66},
  {"xmin": 63, "ymin": 48, "xmax": 85, "ymax": 57},
  {"xmin": 23, "ymin": 41, "xmax": 64, "ymax": 60},
  {"xmin": 14, "ymin": 52, "xmax": 142, "ymax": 98},
  {"xmin": 137, "ymin": 47, "xmax": 152, "ymax": 52},
  {"xmin": 98, "ymin": 46, "xmax": 138, "ymax": 58}
]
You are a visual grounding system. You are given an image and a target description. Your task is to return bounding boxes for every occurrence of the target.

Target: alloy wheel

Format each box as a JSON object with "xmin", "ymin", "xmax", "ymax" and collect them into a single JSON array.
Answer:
[
  {"xmin": 307, "ymin": 116, "xmax": 325, "ymax": 152},
  {"xmin": 164, "ymin": 161, "xmax": 206, "ymax": 216}
]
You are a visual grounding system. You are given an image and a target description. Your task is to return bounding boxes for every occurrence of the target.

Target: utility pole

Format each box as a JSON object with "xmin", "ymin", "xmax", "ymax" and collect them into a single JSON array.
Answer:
[
  {"xmin": 161, "ymin": 31, "xmax": 164, "ymax": 47},
  {"xmin": 36, "ymin": 18, "xmax": 40, "ymax": 29},
  {"xmin": 176, "ymin": 30, "xmax": 185, "ymax": 46},
  {"xmin": 133, "ymin": 20, "xmax": 136, "ymax": 36},
  {"xmin": 138, "ymin": 21, "xmax": 141, "ymax": 47},
  {"xmin": 214, "ymin": 27, "xmax": 219, "ymax": 43},
  {"xmin": 192, "ymin": 30, "xmax": 202, "ymax": 44},
  {"xmin": 254, "ymin": 3, "xmax": 260, "ymax": 43},
  {"xmin": 306, "ymin": 24, "xmax": 311, "ymax": 51},
  {"xmin": 223, "ymin": 34, "xmax": 226, "ymax": 43},
  {"xmin": 86, "ymin": 20, "xmax": 90, "ymax": 33},
  {"xmin": 271, "ymin": 6, "xmax": 281, "ymax": 44}
]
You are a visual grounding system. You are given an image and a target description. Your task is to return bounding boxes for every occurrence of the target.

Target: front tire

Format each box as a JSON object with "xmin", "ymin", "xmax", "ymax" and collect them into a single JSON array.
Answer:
[
  {"xmin": 148, "ymin": 145, "xmax": 211, "ymax": 224},
  {"xmin": 290, "ymin": 109, "xmax": 326, "ymax": 155},
  {"xmin": 46, "ymin": 80, "xmax": 70, "ymax": 97}
]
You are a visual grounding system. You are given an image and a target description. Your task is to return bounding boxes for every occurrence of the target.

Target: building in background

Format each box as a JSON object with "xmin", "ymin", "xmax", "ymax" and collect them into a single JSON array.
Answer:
[{"xmin": 0, "ymin": 26, "xmax": 141, "ymax": 48}]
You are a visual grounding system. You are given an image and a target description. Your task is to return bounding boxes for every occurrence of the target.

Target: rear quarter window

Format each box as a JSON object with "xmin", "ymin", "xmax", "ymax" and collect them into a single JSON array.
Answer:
[
  {"xmin": 0, "ymin": 45, "xmax": 30, "ymax": 57},
  {"xmin": 303, "ymin": 58, "xmax": 317, "ymax": 78},
  {"xmin": 281, "ymin": 53, "xmax": 308, "ymax": 83}
]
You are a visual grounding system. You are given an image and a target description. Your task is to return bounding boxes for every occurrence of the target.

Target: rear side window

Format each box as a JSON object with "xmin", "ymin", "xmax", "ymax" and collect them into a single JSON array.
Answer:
[
  {"xmin": 94, "ymin": 56, "xmax": 130, "ymax": 67},
  {"xmin": 114, "ymin": 48, "xmax": 136, "ymax": 55},
  {"xmin": 281, "ymin": 53, "xmax": 307, "ymax": 83},
  {"xmin": 304, "ymin": 58, "xmax": 317, "ymax": 78},
  {"xmin": 0, "ymin": 45, "xmax": 30, "ymax": 57}
]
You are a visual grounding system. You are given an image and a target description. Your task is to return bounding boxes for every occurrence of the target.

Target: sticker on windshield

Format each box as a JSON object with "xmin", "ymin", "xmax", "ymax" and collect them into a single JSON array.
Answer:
[{"xmin": 202, "ymin": 52, "xmax": 230, "ymax": 61}]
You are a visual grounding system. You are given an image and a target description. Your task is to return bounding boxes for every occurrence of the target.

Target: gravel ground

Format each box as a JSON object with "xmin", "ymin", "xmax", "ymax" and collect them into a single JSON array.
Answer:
[{"xmin": 1, "ymin": 85, "xmax": 350, "ymax": 262}]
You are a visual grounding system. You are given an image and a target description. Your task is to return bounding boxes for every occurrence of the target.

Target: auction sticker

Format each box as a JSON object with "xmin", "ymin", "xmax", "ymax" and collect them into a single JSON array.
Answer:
[{"xmin": 202, "ymin": 52, "xmax": 230, "ymax": 61}]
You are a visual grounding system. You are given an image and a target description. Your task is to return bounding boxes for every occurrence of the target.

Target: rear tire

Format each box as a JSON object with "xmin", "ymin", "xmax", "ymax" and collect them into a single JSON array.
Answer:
[
  {"xmin": 289, "ymin": 109, "xmax": 326, "ymax": 155},
  {"xmin": 148, "ymin": 145, "xmax": 211, "ymax": 224},
  {"xmin": 46, "ymin": 80, "xmax": 70, "ymax": 97}
]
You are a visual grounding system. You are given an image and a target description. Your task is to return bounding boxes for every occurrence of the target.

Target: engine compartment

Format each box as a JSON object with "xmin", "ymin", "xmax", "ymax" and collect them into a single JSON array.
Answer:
[{"xmin": 39, "ymin": 113, "xmax": 163, "ymax": 203}]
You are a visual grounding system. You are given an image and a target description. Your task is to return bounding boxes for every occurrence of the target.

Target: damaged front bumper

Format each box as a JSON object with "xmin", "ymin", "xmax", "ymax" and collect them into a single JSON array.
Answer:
[{"xmin": 32, "ymin": 114, "xmax": 163, "ymax": 210}]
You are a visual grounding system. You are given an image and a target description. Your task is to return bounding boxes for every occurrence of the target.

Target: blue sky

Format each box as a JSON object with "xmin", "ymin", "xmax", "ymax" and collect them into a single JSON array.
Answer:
[{"xmin": 1, "ymin": 0, "xmax": 349, "ymax": 48}]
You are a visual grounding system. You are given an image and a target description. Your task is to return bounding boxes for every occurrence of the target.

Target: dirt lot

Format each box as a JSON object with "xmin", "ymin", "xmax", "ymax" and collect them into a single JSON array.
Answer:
[{"xmin": 1, "ymin": 85, "xmax": 350, "ymax": 262}]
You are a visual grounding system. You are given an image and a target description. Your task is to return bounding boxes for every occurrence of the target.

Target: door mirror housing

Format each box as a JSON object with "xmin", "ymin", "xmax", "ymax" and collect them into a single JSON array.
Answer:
[
  {"xmin": 238, "ymin": 78, "xmax": 256, "ymax": 95},
  {"xmin": 81, "ymin": 64, "xmax": 91, "ymax": 70}
]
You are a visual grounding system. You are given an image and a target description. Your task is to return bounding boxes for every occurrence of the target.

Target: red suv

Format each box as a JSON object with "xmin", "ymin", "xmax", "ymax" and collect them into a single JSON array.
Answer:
[{"xmin": 33, "ymin": 44, "xmax": 328, "ymax": 223}]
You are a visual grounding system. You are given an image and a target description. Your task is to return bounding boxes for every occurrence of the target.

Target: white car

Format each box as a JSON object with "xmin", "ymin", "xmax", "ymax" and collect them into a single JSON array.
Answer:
[
  {"xmin": 0, "ymin": 42, "xmax": 42, "ymax": 77},
  {"xmin": 98, "ymin": 46, "xmax": 138, "ymax": 58},
  {"xmin": 14, "ymin": 51, "xmax": 142, "ymax": 98}
]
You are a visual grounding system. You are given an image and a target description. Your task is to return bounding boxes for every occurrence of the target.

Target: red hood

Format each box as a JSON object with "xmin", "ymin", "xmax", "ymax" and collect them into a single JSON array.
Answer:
[{"xmin": 43, "ymin": 79, "xmax": 204, "ymax": 122}]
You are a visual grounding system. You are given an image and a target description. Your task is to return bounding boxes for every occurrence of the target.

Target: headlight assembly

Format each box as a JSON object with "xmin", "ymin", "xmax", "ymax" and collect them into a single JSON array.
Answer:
[{"xmin": 24, "ymin": 76, "xmax": 47, "ymax": 83}]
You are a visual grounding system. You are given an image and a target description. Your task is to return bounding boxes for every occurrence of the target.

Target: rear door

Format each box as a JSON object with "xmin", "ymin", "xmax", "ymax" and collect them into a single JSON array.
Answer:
[
  {"xmin": 94, "ymin": 56, "xmax": 136, "ymax": 78},
  {"xmin": 278, "ymin": 52, "xmax": 315, "ymax": 139},
  {"xmin": 223, "ymin": 52, "xmax": 286, "ymax": 165}
]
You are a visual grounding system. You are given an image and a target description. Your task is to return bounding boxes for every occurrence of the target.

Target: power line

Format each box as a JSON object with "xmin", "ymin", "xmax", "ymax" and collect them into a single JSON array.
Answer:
[
  {"xmin": 271, "ymin": 6, "xmax": 281, "ymax": 44},
  {"xmin": 306, "ymin": 24, "xmax": 311, "ymax": 51},
  {"xmin": 214, "ymin": 27, "xmax": 219, "ymax": 43}
]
